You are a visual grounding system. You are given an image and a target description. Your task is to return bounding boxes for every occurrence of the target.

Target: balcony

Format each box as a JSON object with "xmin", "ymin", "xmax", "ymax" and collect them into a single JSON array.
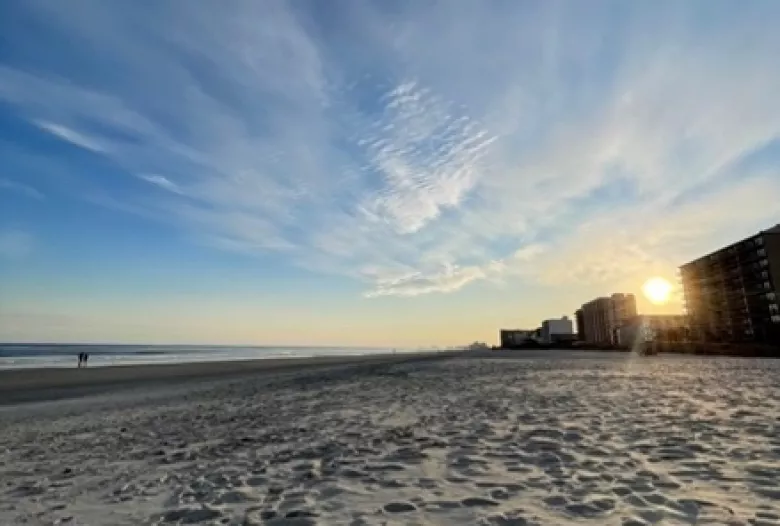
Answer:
[
  {"xmin": 736, "ymin": 237, "xmax": 762, "ymax": 253},
  {"xmin": 740, "ymin": 250, "xmax": 768, "ymax": 266},
  {"xmin": 742, "ymin": 272, "xmax": 770, "ymax": 286},
  {"xmin": 744, "ymin": 284, "xmax": 774, "ymax": 297},
  {"xmin": 724, "ymin": 281, "xmax": 745, "ymax": 293}
]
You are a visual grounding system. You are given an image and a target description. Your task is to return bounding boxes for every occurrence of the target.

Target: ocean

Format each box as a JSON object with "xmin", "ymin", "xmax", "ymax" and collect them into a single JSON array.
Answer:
[{"xmin": 0, "ymin": 343, "xmax": 400, "ymax": 370}]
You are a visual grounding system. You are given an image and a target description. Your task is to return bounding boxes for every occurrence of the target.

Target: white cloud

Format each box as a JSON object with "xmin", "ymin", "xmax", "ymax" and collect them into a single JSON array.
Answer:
[
  {"xmin": 363, "ymin": 261, "xmax": 504, "ymax": 298},
  {"xmin": 137, "ymin": 174, "xmax": 183, "ymax": 194},
  {"xmin": 0, "ymin": 178, "xmax": 44, "ymax": 200},
  {"xmin": 34, "ymin": 121, "xmax": 105, "ymax": 153},
  {"xmin": 357, "ymin": 81, "xmax": 497, "ymax": 234},
  {"xmin": 517, "ymin": 176, "xmax": 780, "ymax": 290},
  {"xmin": 1, "ymin": 1, "xmax": 779, "ymax": 299}
]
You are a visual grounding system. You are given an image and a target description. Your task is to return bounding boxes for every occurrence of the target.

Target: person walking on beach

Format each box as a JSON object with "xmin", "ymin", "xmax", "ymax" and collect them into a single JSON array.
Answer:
[
  {"xmin": 83, "ymin": 353, "xmax": 89, "ymax": 367},
  {"xmin": 77, "ymin": 352, "xmax": 84, "ymax": 368}
]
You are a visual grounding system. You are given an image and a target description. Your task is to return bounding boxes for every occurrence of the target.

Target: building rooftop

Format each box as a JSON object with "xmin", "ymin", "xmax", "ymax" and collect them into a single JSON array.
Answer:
[
  {"xmin": 582, "ymin": 296, "xmax": 610, "ymax": 306},
  {"xmin": 680, "ymin": 223, "xmax": 780, "ymax": 268}
]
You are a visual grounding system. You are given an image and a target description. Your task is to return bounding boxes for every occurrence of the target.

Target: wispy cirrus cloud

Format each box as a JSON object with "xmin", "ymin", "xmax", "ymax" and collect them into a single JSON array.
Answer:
[
  {"xmin": 34, "ymin": 120, "xmax": 105, "ymax": 153},
  {"xmin": 137, "ymin": 174, "xmax": 183, "ymax": 195},
  {"xmin": 0, "ymin": 178, "xmax": 44, "ymax": 200},
  {"xmin": 363, "ymin": 260, "xmax": 505, "ymax": 299},
  {"xmin": 357, "ymin": 81, "xmax": 497, "ymax": 235},
  {"xmin": 1, "ymin": 1, "xmax": 779, "ymax": 299}
]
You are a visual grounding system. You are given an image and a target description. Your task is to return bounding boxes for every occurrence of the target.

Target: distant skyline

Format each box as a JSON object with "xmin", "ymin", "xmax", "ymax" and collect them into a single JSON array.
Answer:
[{"xmin": 2, "ymin": 1, "xmax": 780, "ymax": 346}]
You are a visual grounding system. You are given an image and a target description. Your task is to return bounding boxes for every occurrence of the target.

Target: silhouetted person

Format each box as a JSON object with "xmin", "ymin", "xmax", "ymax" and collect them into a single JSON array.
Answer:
[
  {"xmin": 83, "ymin": 353, "xmax": 89, "ymax": 367},
  {"xmin": 77, "ymin": 352, "xmax": 84, "ymax": 368}
]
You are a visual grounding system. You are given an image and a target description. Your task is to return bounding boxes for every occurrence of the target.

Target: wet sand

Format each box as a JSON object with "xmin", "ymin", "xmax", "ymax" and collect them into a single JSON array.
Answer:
[{"xmin": 0, "ymin": 351, "xmax": 450, "ymax": 406}]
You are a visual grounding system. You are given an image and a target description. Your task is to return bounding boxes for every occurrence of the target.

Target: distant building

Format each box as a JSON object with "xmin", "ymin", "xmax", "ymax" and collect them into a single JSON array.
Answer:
[
  {"xmin": 499, "ymin": 329, "xmax": 536, "ymax": 348},
  {"xmin": 617, "ymin": 314, "xmax": 689, "ymax": 348},
  {"xmin": 540, "ymin": 316, "xmax": 574, "ymax": 344},
  {"xmin": 610, "ymin": 293, "xmax": 638, "ymax": 336},
  {"xmin": 580, "ymin": 293, "xmax": 637, "ymax": 346},
  {"xmin": 580, "ymin": 297, "xmax": 612, "ymax": 345},
  {"xmin": 575, "ymin": 309, "xmax": 585, "ymax": 341},
  {"xmin": 609, "ymin": 293, "xmax": 638, "ymax": 344},
  {"xmin": 680, "ymin": 224, "xmax": 780, "ymax": 344}
]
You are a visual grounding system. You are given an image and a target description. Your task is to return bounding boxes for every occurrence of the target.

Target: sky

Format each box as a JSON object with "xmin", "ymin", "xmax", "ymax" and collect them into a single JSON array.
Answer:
[{"xmin": 1, "ymin": 0, "xmax": 780, "ymax": 347}]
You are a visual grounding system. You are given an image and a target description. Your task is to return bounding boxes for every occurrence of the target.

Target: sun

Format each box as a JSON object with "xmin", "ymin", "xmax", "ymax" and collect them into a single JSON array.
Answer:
[{"xmin": 642, "ymin": 277, "xmax": 673, "ymax": 305}]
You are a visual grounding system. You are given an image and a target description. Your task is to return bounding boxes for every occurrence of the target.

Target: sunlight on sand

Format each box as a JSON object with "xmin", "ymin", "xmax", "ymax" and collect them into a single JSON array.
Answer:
[{"xmin": 1, "ymin": 354, "xmax": 778, "ymax": 525}]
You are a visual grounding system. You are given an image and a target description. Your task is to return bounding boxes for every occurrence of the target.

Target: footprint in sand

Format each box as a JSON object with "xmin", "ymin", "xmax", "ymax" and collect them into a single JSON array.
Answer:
[
  {"xmin": 383, "ymin": 502, "xmax": 416, "ymax": 513},
  {"xmin": 160, "ymin": 507, "xmax": 221, "ymax": 523},
  {"xmin": 462, "ymin": 497, "xmax": 500, "ymax": 507}
]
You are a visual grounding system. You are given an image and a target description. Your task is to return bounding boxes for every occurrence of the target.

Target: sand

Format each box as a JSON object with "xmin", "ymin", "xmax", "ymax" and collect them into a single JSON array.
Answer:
[
  {"xmin": 0, "ymin": 352, "xmax": 446, "ymax": 406},
  {"xmin": 1, "ymin": 351, "xmax": 779, "ymax": 525}
]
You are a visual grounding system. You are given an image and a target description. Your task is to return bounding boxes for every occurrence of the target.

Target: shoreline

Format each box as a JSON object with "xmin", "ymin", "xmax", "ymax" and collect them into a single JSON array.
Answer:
[
  {"xmin": 0, "ymin": 351, "xmax": 451, "ymax": 406},
  {"xmin": 0, "ymin": 344, "xmax": 417, "ymax": 371},
  {"xmin": 6, "ymin": 346, "xmax": 777, "ymax": 407}
]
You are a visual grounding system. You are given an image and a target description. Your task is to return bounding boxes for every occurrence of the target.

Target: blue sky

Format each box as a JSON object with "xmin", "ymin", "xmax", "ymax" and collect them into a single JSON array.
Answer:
[{"xmin": 1, "ymin": 0, "xmax": 780, "ymax": 346}]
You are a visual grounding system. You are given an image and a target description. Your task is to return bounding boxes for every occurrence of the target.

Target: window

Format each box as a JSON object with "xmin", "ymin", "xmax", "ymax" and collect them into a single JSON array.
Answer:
[
  {"xmin": 770, "ymin": 303, "xmax": 780, "ymax": 314},
  {"xmin": 772, "ymin": 315, "xmax": 780, "ymax": 323},
  {"xmin": 762, "ymin": 270, "xmax": 770, "ymax": 279},
  {"xmin": 757, "ymin": 248, "xmax": 766, "ymax": 257},
  {"xmin": 768, "ymin": 292, "xmax": 778, "ymax": 301},
  {"xmin": 760, "ymin": 259, "xmax": 769, "ymax": 267},
  {"xmin": 765, "ymin": 281, "xmax": 773, "ymax": 290},
  {"xmin": 756, "ymin": 236, "xmax": 764, "ymax": 246}
]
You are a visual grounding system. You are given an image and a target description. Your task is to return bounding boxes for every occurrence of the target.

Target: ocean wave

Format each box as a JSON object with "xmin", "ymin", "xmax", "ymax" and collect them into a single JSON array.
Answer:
[{"xmin": 0, "ymin": 344, "xmax": 396, "ymax": 369}]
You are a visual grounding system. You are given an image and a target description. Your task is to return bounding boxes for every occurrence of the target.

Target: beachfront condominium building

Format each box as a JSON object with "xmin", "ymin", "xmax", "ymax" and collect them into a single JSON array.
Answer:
[
  {"xmin": 680, "ymin": 224, "xmax": 780, "ymax": 345},
  {"xmin": 616, "ymin": 314, "xmax": 689, "ymax": 348},
  {"xmin": 611, "ymin": 293, "xmax": 638, "ymax": 329},
  {"xmin": 540, "ymin": 316, "xmax": 574, "ymax": 344},
  {"xmin": 580, "ymin": 297, "xmax": 612, "ymax": 345},
  {"xmin": 580, "ymin": 293, "xmax": 638, "ymax": 346}
]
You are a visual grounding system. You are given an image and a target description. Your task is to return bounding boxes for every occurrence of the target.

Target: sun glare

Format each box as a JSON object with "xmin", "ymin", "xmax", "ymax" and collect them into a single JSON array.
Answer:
[{"xmin": 642, "ymin": 277, "xmax": 672, "ymax": 305}]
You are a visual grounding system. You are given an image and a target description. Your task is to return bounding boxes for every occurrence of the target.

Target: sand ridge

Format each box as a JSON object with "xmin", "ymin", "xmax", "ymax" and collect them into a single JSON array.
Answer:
[{"xmin": 1, "ymin": 353, "xmax": 779, "ymax": 525}]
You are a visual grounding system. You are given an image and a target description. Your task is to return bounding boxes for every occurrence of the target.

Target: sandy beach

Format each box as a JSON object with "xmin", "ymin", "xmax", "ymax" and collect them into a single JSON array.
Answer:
[
  {"xmin": 0, "ymin": 352, "xmax": 444, "ymax": 406},
  {"xmin": 1, "ymin": 351, "xmax": 779, "ymax": 525}
]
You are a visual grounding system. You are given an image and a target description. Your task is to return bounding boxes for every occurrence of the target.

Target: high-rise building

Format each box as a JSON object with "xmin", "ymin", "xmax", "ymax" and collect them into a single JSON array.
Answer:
[
  {"xmin": 579, "ymin": 293, "xmax": 638, "ymax": 346},
  {"xmin": 575, "ymin": 309, "xmax": 585, "ymax": 341},
  {"xmin": 616, "ymin": 314, "xmax": 689, "ymax": 348},
  {"xmin": 680, "ymin": 224, "xmax": 780, "ymax": 344},
  {"xmin": 581, "ymin": 297, "xmax": 611, "ymax": 345},
  {"xmin": 610, "ymin": 293, "xmax": 638, "ymax": 331}
]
